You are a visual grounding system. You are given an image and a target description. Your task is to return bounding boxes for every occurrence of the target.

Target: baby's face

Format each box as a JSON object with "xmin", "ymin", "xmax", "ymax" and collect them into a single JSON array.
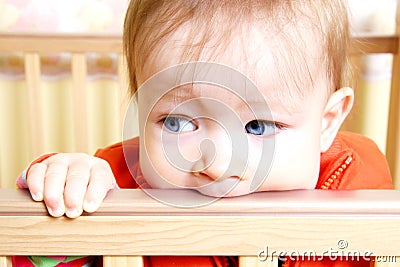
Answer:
[{"xmin": 136, "ymin": 23, "xmax": 330, "ymax": 197}]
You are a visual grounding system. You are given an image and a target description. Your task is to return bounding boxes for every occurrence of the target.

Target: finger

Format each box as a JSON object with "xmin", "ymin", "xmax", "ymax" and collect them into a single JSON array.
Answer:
[
  {"xmin": 43, "ymin": 158, "xmax": 68, "ymax": 217},
  {"xmin": 83, "ymin": 158, "xmax": 116, "ymax": 213},
  {"xmin": 64, "ymin": 159, "xmax": 91, "ymax": 218},
  {"xmin": 27, "ymin": 163, "xmax": 47, "ymax": 201}
]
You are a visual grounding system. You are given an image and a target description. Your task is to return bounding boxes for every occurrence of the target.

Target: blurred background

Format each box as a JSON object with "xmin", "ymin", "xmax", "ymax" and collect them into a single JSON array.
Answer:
[
  {"xmin": 0, "ymin": 0, "xmax": 398, "ymax": 188},
  {"xmin": 0, "ymin": 0, "xmax": 128, "ymax": 33}
]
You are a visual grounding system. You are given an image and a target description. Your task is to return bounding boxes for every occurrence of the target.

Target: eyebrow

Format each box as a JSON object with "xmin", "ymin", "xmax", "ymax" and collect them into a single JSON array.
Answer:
[
  {"xmin": 159, "ymin": 84, "xmax": 197, "ymax": 105},
  {"xmin": 162, "ymin": 83, "xmax": 269, "ymax": 105}
]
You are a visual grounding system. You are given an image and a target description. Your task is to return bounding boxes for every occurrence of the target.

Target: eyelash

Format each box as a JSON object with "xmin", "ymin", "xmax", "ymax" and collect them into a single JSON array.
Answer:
[
  {"xmin": 244, "ymin": 120, "xmax": 284, "ymax": 136},
  {"xmin": 161, "ymin": 116, "xmax": 197, "ymax": 133}
]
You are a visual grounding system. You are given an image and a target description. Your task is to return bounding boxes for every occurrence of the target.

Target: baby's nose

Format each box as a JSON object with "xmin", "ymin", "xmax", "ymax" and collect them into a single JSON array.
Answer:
[{"xmin": 192, "ymin": 132, "xmax": 248, "ymax": 181}]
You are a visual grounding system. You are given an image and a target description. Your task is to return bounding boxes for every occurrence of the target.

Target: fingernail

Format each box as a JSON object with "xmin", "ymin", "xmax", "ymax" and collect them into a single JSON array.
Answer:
[
  {"xmin": 32, "ymin": 192, "xmax": 43, "ymax": 201},
  {"xmin": 66, "ymin": 208, "xmax": 82, "ymax": 218},
  {"xmin": 83, "ymin": 200, "xmax": 97, "ymax": 213},
  {"xmin": 48, "ymin": 206, "xmax": 64, "ymax": 217}
]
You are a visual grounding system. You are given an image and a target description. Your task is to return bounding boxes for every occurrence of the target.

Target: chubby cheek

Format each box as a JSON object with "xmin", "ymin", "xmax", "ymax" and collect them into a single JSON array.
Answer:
[
  {"xmin": 140, "ymin": 130, "xmax": 197, "ymax": 189},
  {"xmin": 139, "ymin": 125, "xmax": 167, "ymax": 187},
  {"xmin": 254, "ymin": 132, "xmax": 320, "ymax": 192}
]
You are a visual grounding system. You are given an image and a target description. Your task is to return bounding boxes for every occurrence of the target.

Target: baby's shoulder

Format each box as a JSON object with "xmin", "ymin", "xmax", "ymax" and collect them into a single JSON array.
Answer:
[
  {"xmin": 319, "ymin": 131, "xmax": 392, "ymax": 189},
  {"xmin": 94, "ymin": 137, "xmax": 141, "ymax": 189},
  {"xmin": 95, "ymin": 137, "xmax": 140, "ymax": 158}
]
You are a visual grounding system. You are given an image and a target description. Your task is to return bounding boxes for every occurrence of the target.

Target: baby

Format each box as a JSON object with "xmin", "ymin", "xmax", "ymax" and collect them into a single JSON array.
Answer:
[{"xmin": 16, "ymin": 0, "xmax": 392, "ymax": 266}]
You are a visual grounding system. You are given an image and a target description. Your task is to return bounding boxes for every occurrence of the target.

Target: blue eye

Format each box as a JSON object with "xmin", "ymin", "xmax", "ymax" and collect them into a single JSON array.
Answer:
[
  {"xmin": 163, "ymin": 116, "xmax": 197, "ymax": 132},
  {"xmin": 245, "ymin": 120, "xmax": 279, "ymax": 136}
]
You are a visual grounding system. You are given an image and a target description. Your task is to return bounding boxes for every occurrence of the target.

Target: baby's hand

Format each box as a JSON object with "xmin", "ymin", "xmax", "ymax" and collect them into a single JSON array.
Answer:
[{"xmin": 27, "ymin": 153, "xmax": 117, "ymax": 218}]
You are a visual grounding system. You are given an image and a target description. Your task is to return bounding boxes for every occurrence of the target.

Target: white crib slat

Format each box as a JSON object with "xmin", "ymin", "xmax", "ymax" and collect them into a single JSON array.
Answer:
[
  {"xmin": 0, "ymin": 256, "xmax": 12, "ymax": 266},
  {"xmin": 103, "ymin": 256, "xmax": 144, "ymax": 267},
  {"xmin": 71, "ymin": 53, "xmax": 88, "ymax": 152},
  {"xmin": 239, "ymin": 256, "xmax": 278, "ymax": 267},
  {"xmin": 24, "ymin": 53, "xmax": 43, "ymax": 158}
]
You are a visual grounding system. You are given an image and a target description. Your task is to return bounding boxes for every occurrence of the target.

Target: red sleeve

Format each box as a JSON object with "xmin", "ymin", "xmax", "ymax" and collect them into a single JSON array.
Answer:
[{"xmin": 95, "ymin": 137, "xmax": 141, "ymax": 189}]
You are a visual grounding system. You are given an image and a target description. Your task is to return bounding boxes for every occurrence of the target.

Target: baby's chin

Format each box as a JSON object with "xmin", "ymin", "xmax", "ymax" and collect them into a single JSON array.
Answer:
[{"xmin": 194, "ymin": 178, "xmax": 254, "ymax": 198}]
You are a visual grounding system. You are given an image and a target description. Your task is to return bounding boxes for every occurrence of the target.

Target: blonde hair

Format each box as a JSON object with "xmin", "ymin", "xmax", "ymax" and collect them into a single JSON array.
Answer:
[{"xmin": 123, "ymin": 0, "xmax": 352, "ymax": 97}]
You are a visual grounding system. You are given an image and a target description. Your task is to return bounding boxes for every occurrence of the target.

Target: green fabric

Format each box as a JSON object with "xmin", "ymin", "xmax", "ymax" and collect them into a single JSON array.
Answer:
[{"xmin": 28, "ymin": 256, "xmax": 85, "ymax": 267}]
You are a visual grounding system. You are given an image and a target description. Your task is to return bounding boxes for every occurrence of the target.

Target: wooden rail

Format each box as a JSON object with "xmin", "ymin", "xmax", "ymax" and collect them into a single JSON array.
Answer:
[
  {"xmin": 1, "ymin": 189, "xmax": 400, "ymax": 266},
  {"xmin": 351, "ymin": 35, "xmax": 399, "ymax": 54},
  {"xmin": 0, "ymin": 33, "xmax": 397, "ymax": 54},
  {"xmin": 0, "ymin": 34, "xmax": 122, "ymax": 53}
]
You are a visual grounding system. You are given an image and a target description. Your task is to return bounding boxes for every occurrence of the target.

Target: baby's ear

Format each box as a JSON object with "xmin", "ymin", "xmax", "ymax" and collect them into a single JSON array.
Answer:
[{"xmin": 320, "ymin": 87, "xmax": 354, "ymax": 152}]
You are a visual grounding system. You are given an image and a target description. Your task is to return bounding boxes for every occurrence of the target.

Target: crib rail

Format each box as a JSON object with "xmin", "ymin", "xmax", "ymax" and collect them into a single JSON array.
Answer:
[
  {"xmin": 0, "ymin": 33, "xmax": 397, "ymax": 54},
  {"xmin": 0, "ymin": 34, "xmax": 122, "ymax": 53},
  {"xmin": 0, "ymin": 189, "xmax": 400, "ymax": 267}
]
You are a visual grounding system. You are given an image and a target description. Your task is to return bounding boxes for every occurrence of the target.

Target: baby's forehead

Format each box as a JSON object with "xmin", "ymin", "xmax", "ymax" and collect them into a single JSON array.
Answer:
[
  {"xmin": 140, "ymin": 17, "xmax": 329, "ymax": 105},
  {"xmin": 153, "ymin": 82, "xmax": 303, "ymax": 116}
]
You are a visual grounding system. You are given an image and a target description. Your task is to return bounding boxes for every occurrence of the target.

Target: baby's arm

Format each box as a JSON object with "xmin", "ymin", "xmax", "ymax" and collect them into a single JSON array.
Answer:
[{"xmin": 22, "ymin": 153, "xmax": 117, "ymax": 218}]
